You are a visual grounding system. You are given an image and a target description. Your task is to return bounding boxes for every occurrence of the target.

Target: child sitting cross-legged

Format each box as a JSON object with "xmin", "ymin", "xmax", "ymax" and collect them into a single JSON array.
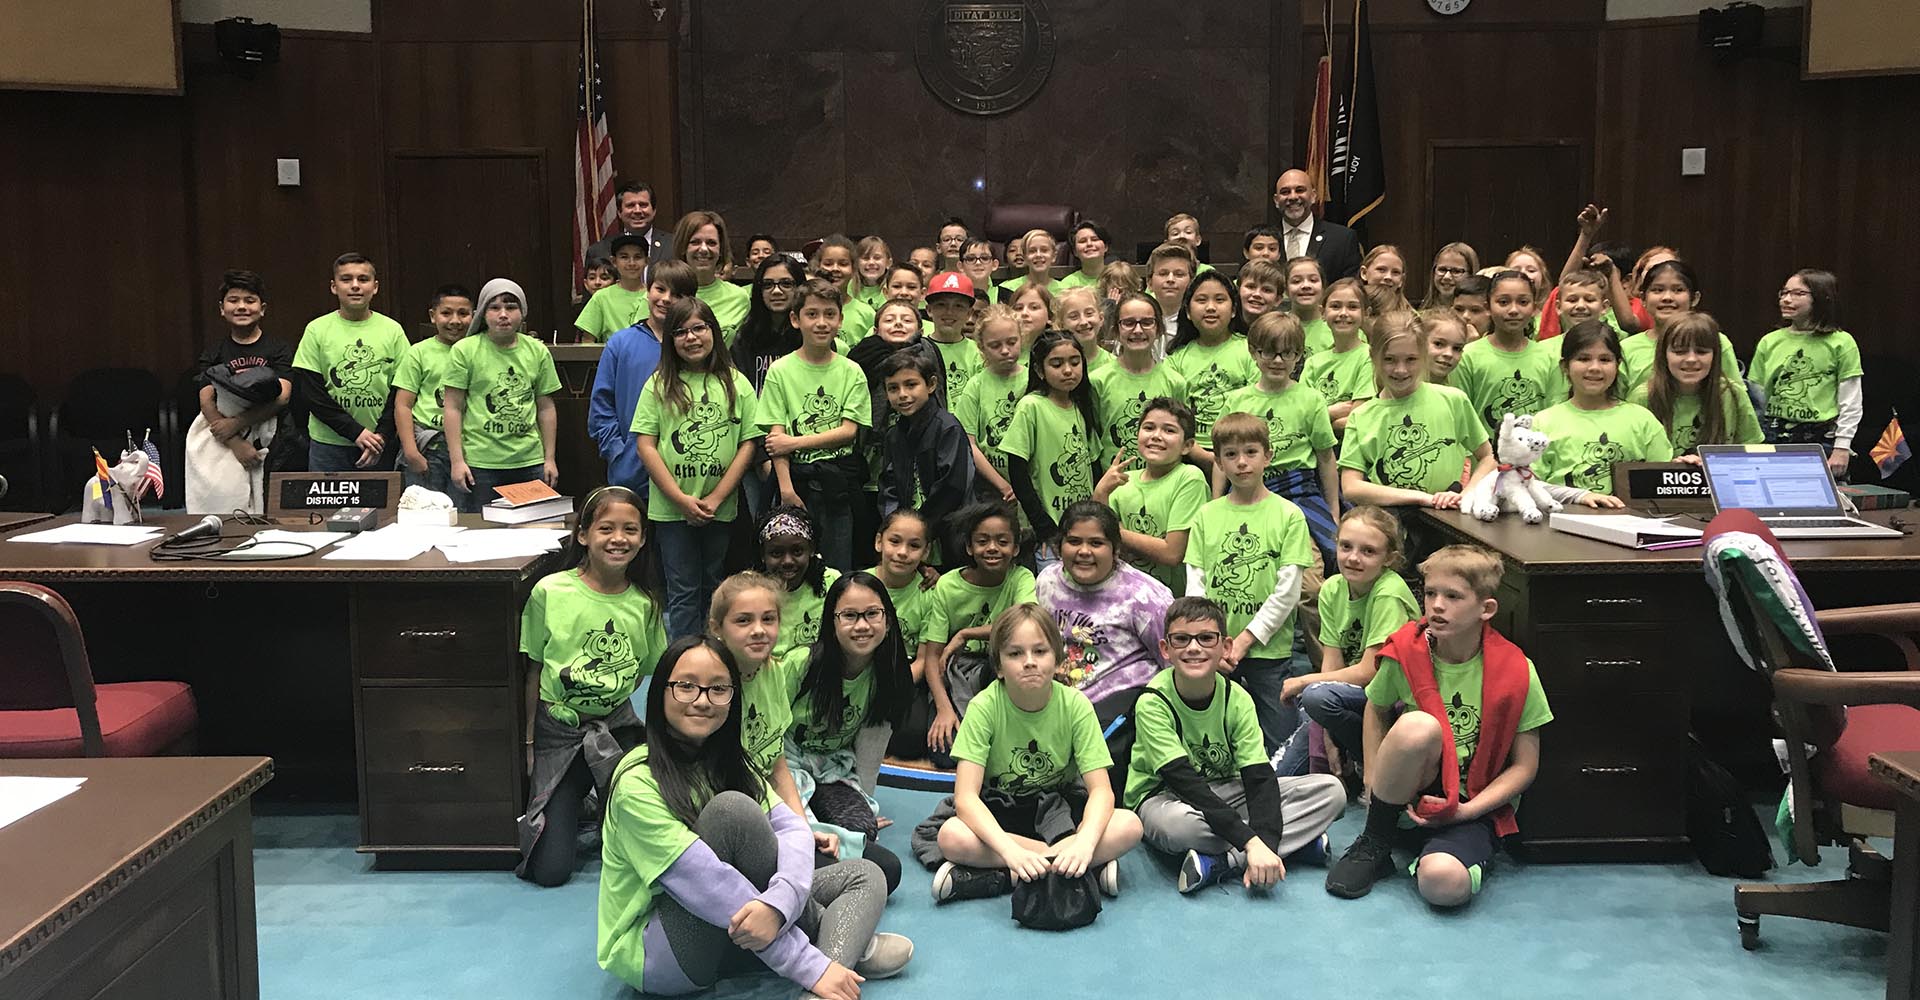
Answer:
[{"xmin": 1323, "ymin": 545, "xmax": 1553, "ymax": 908}]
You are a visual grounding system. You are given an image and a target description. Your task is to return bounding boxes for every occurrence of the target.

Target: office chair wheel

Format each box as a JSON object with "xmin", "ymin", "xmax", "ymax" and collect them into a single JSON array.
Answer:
[{"xmin": 1737, "ymin": 913, "xmax": 1760, "ymax": 951}]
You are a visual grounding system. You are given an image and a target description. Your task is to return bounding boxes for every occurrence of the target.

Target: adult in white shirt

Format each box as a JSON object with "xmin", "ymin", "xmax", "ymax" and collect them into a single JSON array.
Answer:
[{"xmin": 1273, "ymin": 169, "xmax": 1363, "ymax": 281}]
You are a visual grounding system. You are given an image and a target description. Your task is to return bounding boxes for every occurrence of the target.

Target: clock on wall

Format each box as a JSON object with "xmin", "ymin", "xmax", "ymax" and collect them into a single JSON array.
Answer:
[{"xmin": 1428, "ymin": 0, "xmax": 1471, "ymax": 14}]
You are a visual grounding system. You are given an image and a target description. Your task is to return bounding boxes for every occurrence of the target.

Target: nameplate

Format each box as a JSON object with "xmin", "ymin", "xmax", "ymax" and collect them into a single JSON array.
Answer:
[
  {"xmin": 268, "ymin": 472, "xmax": 403, "ymax": 518},
  {"xmin": 1614, "ymin": 463, "xmax": 1713, "ymax": 511}
]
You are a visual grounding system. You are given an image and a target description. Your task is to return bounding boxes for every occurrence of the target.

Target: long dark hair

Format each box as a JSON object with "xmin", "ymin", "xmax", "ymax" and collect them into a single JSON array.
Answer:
[
  {"xmin": 653, "ymin": 297, "xmax": 739, "ymax": 414},
  {"xmin": 1791, "ymin": 268, "xmax": 1841, "ymax": 334},
  {"xmin": 1646, "ymin": 312, "xmax": 1730, "ymax": 448},
  {"xmin": 1167, "ymin": 270, "xmax": 1242, "ymax": 355},
  {"xmin": 794, "ymin": 572, "xmax": 912, "ymax": 735},
  {"xmin": 1559, "ymin": 318, "xmax": 1626, "ymax": 402},
  {"xmin": 566, "ymin": 486, "xmax": 665, "ymax": 617},
  {"xmin": 1025, "ymin": 329, "xmax": 1100, "ymax": 438},
  {"xmin": 732, "ymin": 255, "xmax": 804, "ymax": 389},
  {"xmin": 644, "ymin": 635, "xmax": 766, "ymax": 827}
]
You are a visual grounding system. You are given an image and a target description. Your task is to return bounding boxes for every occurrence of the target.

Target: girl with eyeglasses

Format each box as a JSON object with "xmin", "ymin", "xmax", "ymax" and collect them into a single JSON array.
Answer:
[
  {"xmin": 1090, "ymin": 293, "xmax": 1188, "ymax": 470},
  {"xmin": 1751, "ymin": 268, "xmax": 1862, "ymax": 474},
  {"xmin": 1419, "ymin": 242, "xmax": 1480, "ymax": 311},
  {"xmin": 597, "ymin": 635, "xmax": 914, "ymax": 997},
  {"xmin": 518, "ymin": 485, "xmax": 667, "ymax": 887}
]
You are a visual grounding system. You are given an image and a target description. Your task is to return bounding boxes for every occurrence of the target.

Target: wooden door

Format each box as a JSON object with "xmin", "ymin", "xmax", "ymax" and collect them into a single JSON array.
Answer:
[
  {"xmin": 1426, "ymin": 141, "xmax": 1585, "ymax": 279},
  {"xmin": 387, "ymin": 150, "xmax": 551, "ymax": 342}
]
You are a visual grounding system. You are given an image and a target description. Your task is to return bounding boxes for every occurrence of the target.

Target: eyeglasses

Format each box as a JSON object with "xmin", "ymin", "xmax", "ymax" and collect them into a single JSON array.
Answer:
[
  {"xmin": 762, "ymin": 278, "xmax": 797, "ymax": 290},
  {"xmin": 833, "ymin": 607, "xmax": 887, "ymax": 626},
  {"xmin": 1777, "ymin": 288, "xmax": 1810, "ymax": 298},
  {"xmin": 1166, "ymin": 630, "xmax": 1224, "ymax": 649},
  {"xmin": 1434, "ymin": 266, "xmax": 1468, "ymax": 277},
  {"xmin": 672, "ymin": 322, "xmax": 713, "ymax": 339},
  {"xmin": 665, "ymin": 680, "xmax": 735, "ymax": 705},
  {"xmin": 1117, "ymin": 317, "xmax": 1158, "ymax": 330},
  {"xmin": 1252, "ymin": 347, "xmax": 1299, "ymax": 360},
  {"xmin": 961, "ymin": 255, "xmax": 996, "ymax": 264}
]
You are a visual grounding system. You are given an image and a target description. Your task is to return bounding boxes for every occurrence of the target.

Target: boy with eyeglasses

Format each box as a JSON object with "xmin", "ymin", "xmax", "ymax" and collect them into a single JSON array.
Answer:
[{"xmin": 1128, "ymin": 595, "xmax": 1345, "ymax": 893}]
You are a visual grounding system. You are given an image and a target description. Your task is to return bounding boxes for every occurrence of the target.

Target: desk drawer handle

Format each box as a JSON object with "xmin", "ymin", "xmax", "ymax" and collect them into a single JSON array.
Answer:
[
  {"xmin": 1582, "ymin": 598, "xmax": 1644, "ymax": 608},
  {"xmin": 1579, "ymin": 766, "xmax": 1640, "ymax": 776},
  {"xmin": 1585, "ymin": 659, "xmax": 1644, "ymax": 669},
  {"xmin": 399, "ymin": 629, "xmax": 459, "ymax": 641},
  {"xmin": 407, "ymin": 761, "xmax": 467, "ymax": 775}
]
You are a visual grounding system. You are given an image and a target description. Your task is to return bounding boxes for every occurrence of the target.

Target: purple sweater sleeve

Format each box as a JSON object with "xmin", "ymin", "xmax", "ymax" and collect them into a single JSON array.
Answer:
[
  {"xmin": 654, "ymin": 839, "xmax": 830, "ymax": 988},
  {"xmin": 761, "ymin": 803, "xmax": 817, "ymax": 931}
]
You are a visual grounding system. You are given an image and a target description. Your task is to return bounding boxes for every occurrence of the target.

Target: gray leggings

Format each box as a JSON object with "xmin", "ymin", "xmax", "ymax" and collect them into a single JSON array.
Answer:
[{"xmin": 657, "ymin": 791, "xmax": 886, "ymax": 988}]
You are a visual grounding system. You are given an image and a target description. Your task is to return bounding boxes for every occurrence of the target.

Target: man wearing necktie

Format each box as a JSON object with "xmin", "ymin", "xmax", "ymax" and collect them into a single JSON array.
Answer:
[
  {"xmin": 1272, "ymin": 169, "xmax": 1363, "ymax": 281},
  {"xmin": 585, "ymin": 180, "xmax": 673, "ymax": 266}
]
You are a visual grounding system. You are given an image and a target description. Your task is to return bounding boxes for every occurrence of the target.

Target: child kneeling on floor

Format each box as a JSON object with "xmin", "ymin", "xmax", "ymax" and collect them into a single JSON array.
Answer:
[
  {"xmin": 1130, "ymin": 596, "xmax": 1345, "ymax": 894},
  {"xmin": 1324, "ymin": 545, "xmax": 1552, "ymax": 908},
  {"xmin": 915, "ymin": 604, "xmax": 1143, "ymax": 905}
]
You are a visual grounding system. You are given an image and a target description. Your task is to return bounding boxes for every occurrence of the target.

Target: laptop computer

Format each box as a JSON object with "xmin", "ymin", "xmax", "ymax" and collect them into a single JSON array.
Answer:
[{"xmin": 1697, "ymin": 444, "xmax": 1903, "ymax": 539}]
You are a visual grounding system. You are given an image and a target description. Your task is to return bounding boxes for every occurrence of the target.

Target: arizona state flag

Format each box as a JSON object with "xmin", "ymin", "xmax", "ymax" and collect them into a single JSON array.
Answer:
[{"xmin": 1328, "ymin": 0, "xmax": 1384, "ymax": 231}]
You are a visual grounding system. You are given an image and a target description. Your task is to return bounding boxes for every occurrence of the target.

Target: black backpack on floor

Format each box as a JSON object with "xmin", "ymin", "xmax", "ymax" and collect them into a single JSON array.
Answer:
[{"xmin": 1685, "ymin": 735, "xmax": 1776, "ymax": 878}]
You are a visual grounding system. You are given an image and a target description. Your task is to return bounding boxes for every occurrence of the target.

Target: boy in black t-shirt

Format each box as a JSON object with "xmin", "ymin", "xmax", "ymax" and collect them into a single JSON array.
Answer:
[{"xmin": 194, "ymin": 269, "xmax": 293, "ymax": 469}]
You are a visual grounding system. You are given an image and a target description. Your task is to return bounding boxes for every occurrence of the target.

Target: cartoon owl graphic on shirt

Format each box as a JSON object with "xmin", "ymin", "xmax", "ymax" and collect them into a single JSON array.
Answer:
[
  {"xmin": 484, "ymin": 365, "xmax": 535, "ymax": 434},
  {"xmin": 558, "ymin": 619, "xmax": 640, "ymax": 715}
]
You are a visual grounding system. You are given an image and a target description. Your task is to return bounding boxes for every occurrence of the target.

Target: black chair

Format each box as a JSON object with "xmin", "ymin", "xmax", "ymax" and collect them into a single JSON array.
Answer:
[
  {"xmin": 0, "ymin": 374, "xmax": 46, "ymax": 511},
  {"xmin": 48, "ymin": 368, "xmax": 174, "ymax": 514}
]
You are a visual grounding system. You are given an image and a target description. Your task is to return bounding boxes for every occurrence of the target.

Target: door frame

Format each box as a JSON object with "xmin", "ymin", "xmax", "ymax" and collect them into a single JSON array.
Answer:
[
  {"xmin": 1424, "ymin": 138, "xmax": 1588, "ymax": 264},
  {"xmin": 384, "ymin": 147, "xmax": 551, "ymax": 336}
]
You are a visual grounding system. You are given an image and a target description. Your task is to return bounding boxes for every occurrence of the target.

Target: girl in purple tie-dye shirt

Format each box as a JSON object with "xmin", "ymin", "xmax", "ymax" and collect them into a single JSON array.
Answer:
[{"xmin": 1036, "ymin": 500, "xmax": 1174, "ymax": 720}]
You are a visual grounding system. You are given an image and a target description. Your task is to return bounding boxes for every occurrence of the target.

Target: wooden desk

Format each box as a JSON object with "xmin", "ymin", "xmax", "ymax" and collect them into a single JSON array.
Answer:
[
  {"xmin": 1420, "ymin": 509, "xmax": 1920, "ymax": 862},
  {"xmin": 0, "ymin": 512, "xmax": 54, "ymax": 534},
  {"xmin": 1872, "ymin": 752, "xmax": 1920, "ymax": 1000},
  {"xmin": 0, "ymin": 756, "xmax": 272, "ymax": 1000},
  {"xmin": 0, "ymin": 515, "xmax": 561, "ymax": 869}
]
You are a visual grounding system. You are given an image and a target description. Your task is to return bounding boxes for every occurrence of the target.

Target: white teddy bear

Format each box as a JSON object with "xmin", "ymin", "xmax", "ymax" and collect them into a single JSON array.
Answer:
[{"xmin": 1463, "ymin": 412, "xmax": 1583, "ymax": 523}]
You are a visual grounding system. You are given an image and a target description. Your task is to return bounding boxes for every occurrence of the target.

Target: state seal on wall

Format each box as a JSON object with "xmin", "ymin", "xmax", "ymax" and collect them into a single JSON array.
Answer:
[{"xmin": 915, "ymin": 0, "xmax": 1056, "ymax": 116}]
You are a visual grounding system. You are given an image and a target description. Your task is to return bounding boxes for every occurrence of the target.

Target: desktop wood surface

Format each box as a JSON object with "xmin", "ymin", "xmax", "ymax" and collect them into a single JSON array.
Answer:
[
  {"xmin": 1420, "ymin": 508, "xmax": 1919, "ymax": 574},
  {"xmin": 0, "ymin": 511, "xmax": 54, "ymax": 533}
]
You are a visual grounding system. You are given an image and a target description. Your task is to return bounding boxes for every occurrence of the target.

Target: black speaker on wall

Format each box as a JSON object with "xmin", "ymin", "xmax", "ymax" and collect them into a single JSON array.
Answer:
[
  {"xmin": 215, "ymin": 17, "xmax": 281, "ymax": 65},
  {"xmin": 1698, "ymin": 3, "xmax": 1763, "ymax": 54}
]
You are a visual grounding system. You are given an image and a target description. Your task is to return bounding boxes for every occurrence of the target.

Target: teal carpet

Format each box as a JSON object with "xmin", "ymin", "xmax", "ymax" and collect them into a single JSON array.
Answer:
[{"xmin": 255, "ymin": 787, "xmax": 1888, "ymax": 999}]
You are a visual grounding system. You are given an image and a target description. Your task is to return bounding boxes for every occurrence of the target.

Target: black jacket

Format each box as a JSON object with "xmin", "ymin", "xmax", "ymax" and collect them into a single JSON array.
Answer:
[{"xmin": 879, "ymin": 403, "xmax": 974, "ymax": 533}]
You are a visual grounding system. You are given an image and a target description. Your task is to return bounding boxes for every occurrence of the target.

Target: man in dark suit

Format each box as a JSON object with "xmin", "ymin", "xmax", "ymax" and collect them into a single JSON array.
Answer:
[
  {"xmin": 585, "ymin": 180, "xmax": 673, "ymax": 264},
  {"xmin": 1273, "ymin": 168, "xmax": 1363, "ymax": 280}
]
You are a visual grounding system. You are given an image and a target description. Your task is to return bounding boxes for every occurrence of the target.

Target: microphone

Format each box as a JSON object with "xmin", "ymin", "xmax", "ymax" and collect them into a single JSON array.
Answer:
[
  {"xmin": 172, "ymin": 514, "xmax": 225, "ymax": 542},
  {"xmin": 0, "ymin": 473, "xmax": 8, "ymax": 499}
]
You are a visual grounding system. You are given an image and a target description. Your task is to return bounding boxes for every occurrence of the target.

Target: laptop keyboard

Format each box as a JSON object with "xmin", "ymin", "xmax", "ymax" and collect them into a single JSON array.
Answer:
[{"xmin": 1770, "ymin": 518, "xmax": 1864, "ymax": 529}]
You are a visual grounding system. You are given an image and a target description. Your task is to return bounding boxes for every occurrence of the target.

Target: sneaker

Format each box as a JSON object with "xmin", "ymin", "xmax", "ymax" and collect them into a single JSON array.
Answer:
[
  {"xmin": 1287, "ymin": 833, "xmax": 1331, "ymax": 868},
  {"xmin": 1177, "ymin": 851, "xmax": 1229, "ymax": 894},
  {"xmin": 1324, "ymin": 833, "xmax": 1395, "ymax": 898},
  {"xmin": 855, "ymin": 932, "xmax": 914, "ymax": 979},
  {"xmin": 931, "ymin": 861, "xmax": 1012, "ymax": 903},
  {"xmin": 1098, "ymin": 858, "xmax": 1121, "ymax": 897}
]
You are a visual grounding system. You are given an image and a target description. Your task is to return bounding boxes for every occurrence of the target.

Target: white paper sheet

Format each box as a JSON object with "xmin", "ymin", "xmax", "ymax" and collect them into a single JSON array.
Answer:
[
  {"xmin": 0, "ymin": 776, "xmax": 86, "ymax": 831},
  {"xmin": 203, "ymin": 529, "xmax": 345, "ymax": 560},
  {"xmin": 321, "ymin": 523, "xmax": 467, "ymax": 561},
  {"xmin": 8, "ymin": 524, "xmax": 163, "ymax": 546},
  {"xmin": 434, "ymin": 528, "xmax": 567, "ymax": 563}
]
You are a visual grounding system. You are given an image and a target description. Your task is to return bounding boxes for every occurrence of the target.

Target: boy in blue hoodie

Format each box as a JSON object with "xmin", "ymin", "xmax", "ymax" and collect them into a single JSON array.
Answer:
[{"xmin": 588, "ymin": 260, "xmax": 697, "ymax": 493}]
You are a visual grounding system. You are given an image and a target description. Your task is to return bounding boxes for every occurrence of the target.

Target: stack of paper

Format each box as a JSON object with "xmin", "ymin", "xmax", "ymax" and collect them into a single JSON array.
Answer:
[
  {"xmin": 435, "ymin": 528, "xmax": 568, "ymax": 563},
  {"xmin": 0, "ymin": 775, "xmax": 86, "ymax": 831},
  {"xmin": 9, "ymin": 524, "xmax": 162, "ymax": 546},
  {"xmin": 322, "ymin": 524, "xmax": 467, "ymax": 561}
]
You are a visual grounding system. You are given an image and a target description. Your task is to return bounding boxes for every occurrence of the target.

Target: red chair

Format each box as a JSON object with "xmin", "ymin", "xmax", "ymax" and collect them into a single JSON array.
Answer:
[{"xmin": 0, "ymin": 582, "xmax": 197, "ymax": 757}]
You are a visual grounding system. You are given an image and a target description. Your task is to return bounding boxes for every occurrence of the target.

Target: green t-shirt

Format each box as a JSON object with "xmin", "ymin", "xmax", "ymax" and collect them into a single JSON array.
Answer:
[
  {"xmin": 950, "ymin": 680, "xmax": 1112, "ymax": 796},
  {"xmin": 1084, "ymin": 346, "xmax": 1116, "ymax": 376},
  {"xmin": 1749, "ymin": 328, "xmax": 1862, "ymax": 426},
  {"xmin": 630, "ymin": 370, "xmax": 758, "ymax": 523},
  {"xmin": 1089, "ymin": 362, "xmax": 1189, "ymax": 465},
  {"xmin": 1185, "ymin": 493, "xmax": 1314, "ymax": 658},
  {"xmin": 953, "ymin": 365, "xmax": 1026, "ymax": 478},
  {"xmin": 1619, "ymin": 329, "xmax": 1743, "ymax": 395},
  {"xmin": 575, "ymin": 284, "xmax": 651, "ymax": 343},
  {"xmin": 923, "ymin": 566, "xmax": 1038, "ymax": 654},
  {"xmin": 1453, "ymin": 335, "xmax": 1569, "ymax": 432},
  {"xmin": 849, "ymin": 282, "xmax": 888, "ymax": 311},
  {"xmin": 756, "ymin": 352, "xmax": 871, "ymax": 464},
  {"xmin": 739, "ymin": 655, "xmax": 797, "ymax": 776},
  {"xmin": 1338, "ymin": 383, "xmax": 1489, "ymax": 495},
  {"xmin": 1124, "ymin": 670, "xmax": 1268, "ymax": 809},
  {"xmin": 520, "ymin": 570, "xmax": 667, "ymax": 725},
  {"xmin": 1530, "ymin": 400, "xmax": 1674, "ymax": 494},
  {"xmin": 698, "ymin": 278, "xmax": 752, "ymax": 346},
  {"xmin": 1365, "ymin": 650, "xmax": 1553, "ymax": 796},
  {"xmin": 444, "ymin": 333, "xmax": 561, "ymax": 469},
  {"xmin": 1627, "ymin": 382, "xmax": 1763, "ymax": 455},
  {"xmin": 1001, "ymin": 395, "xmax": 1095, "ymax": 524},
  {"xmin": 599, "ymin": 748, "xmax": 775, "ymax": 991},
  {"xmin": 1318, "ymin": 572, "xmax": 1419, "ymax": 668},
  {"xmin": 1300, "ymin": 316, "xmax": 1336, "ymax": 362},
  {"xmin": 292, "ymin": 311, "xmax": 409, "ymax": 446},
  {"xmin": 1057, "ymin": 269, "xmax": 1100, "ymax": 291},
  {"xmin": 390, "ymin": 335, "xmax": 460, "ymax": 432},
  {"xmin": 1221, "ymin": 381, "xmax": 1336, "ymax": 478},
  {"xmin": 930, "ymin": 336, "xmax": 986, "ymax": 401},
  {"xmin": 1299, "ymin": 342, "xmax": 1374, "ymax": 407},
  {"xmin": 1001, "ymin": 274, "xmax": 1066, "ymax": 300},
  {"xmin": 1166, "ymin": 336, "xmax": 1258, "ymax": 447},
  {"xmin": 869, "ymin": 566, "xmax": 935, "ymax": 654},
  {"xmin": 837, "ymin": 298, "xmax": 876, "ymax": 350},
  {"xmin": 1108, "ymin": 464, "xmax": 1208, "ymax": 594},
  {"xmin": 771, "ymin": 567, "xmax": 840, "ymax": 664},
  {"xmin": 782, "ymin": 646, "xmax": 875, "ymax": 755}
]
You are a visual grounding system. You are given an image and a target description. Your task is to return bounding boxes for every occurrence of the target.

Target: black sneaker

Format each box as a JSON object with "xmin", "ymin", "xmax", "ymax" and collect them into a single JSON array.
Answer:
[
  {"xmin": 931, "ymin": 861, "xmax": 1013, "ymax": 903},
  {"xmin": 1324, "ymin": 833, "xmax": 1395, "ymax": 898}
]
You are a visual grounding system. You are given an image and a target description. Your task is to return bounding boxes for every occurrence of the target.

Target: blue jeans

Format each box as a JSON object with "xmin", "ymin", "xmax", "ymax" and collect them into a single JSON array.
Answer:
[
  {"xmin": 799, "ymin": 477, "xmax": 853, "ymax": 573},
  {"xmin": 309, "ymin": 440, "xmax": 365, "ymax": 473},
  {"xmin": 1233, "ymin": 650, "xmax": 1310, "ymax": 755},
  {"xmin": 654, "ymin": 518, "xmax": 730, "ymax": 640},
  {"xmin": 461, "ymin": 464, "xmax": 544, "ymax": 513},
  {"xmin": 741, "ymin": 463, "xmax": 773, "ymax": 524},
  {"xmin": 1273, "ymin": 680, "xmax": 1369, "ymax": 776}
]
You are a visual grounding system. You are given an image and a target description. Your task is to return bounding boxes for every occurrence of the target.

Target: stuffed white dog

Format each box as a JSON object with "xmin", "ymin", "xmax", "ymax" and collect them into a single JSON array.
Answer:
[{"xmin": 1464, "ymin": 413, "xmax": 1565, "ymax": 523}]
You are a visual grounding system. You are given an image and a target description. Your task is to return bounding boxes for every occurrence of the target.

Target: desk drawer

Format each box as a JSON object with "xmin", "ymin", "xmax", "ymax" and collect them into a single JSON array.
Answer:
[
  {"xmin": 355, "ymin": 585, "xmax": 515, "ymax": 682},
  {"xmin": 1529, "ymin": 578, "xmax": 1707, "ymax": 626},
  {"xmin": 1520, "ymin": 702, "xmax": 1687, "ymax": 843},
  {"xmin": 1528, "ymin": 630, "xmax": 1693, "ymax": 697},
  {"xmin": 360, "ymin": 686, "xmax": 519, "ymax": 812}
]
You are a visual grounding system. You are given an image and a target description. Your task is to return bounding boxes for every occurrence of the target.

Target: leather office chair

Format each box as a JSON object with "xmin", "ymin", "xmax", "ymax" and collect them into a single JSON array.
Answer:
[
  {"xmin": 49, "ymin": 367, "xmax": 173, "ymax": 513},
  {"xmin": 0, "ymin": 373, "xmax": 45, "ymax": 511},
  {"xmin": 1702, "ymin": 509, "xmax": 1920, "ymax": 950},
  {"xmin": 985, "ymin": 204, "xmax": 1074, "ymax": 254},
  {"xmin": 0, "ymin": 581, "xmax": 197, "ymax": 757}
]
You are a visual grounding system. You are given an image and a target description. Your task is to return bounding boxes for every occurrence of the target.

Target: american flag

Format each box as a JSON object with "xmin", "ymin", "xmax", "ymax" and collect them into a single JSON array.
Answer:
[
  {"xmin": 138, "ymin": 435, "xmax": 164, "ymax": 500},
  {"xmin": 571, "ymin": 0, "xmax": 618, "ymax": 295}
]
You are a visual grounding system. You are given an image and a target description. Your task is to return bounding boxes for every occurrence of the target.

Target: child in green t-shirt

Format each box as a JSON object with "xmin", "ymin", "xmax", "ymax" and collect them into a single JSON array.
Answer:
[
  {"xmin": 1185, "ymin": 412, "xmax": 1317, "ymax": 754},
  {"xmin": 1095, "ymin": 396, "xmax": 1207, "ymax": 595},
  {"xmin": 1299, "ymin": 277, "xmax": 1373, "ymax": 433},
  {"xmin": 999, "ymin": 229, "xmax": 1066, "ymax": 303},
  {"xmin": 1056, "ymin": 286, "xmax": 1115, "ymax": 376},
  {"xmin": 1324, "ymin": 545, "xmax": 1552, "ymax": 908},
  {"xmin": 1002, "ymin": 330, "xmax": 1100, "ymax": 544},
  {"xmin": 952, "ymin": 305, "xmax": 1025, "ymax": 505},
  {"xmin": 1338, "ymin": 315, "xmax": 1494, "ymax": 511},
  {"xmin": 443, "ymin": 278, "xmax": 563, "ymax": 512},
  {"xmin": 867, "ymin": 510, "xmax": 944, "ymax": 758},
  {"xmin": 392, "ymin": 284, "xmax": 472, "ymax": 495},
  {"xmin": 1754, "ymin": 267, "xmax": 1863, "ymax": 474},
  {"xmin": 1531, "ymin": 320, "xmax": 1673, "ymax": 497},
  {"xmin": 1629, "ymin": 311, "xmax": 1763, "ymax": 455},
  {"xmin": 1224, "ymin": 311, "xmax": 1340, "ymax": 565},
  {"xmin": 633, "ymin": 298, "xmax": 760, "ymax": 639},
  {"xmin": 928, "ymin": 604, "xmax": 1143, "ymax": 904},
  {"xmin": 292, "ymin": 252, "xmax": 408, "ymax": 472},
  {"xmin": 758, "ymin": 279, "xmax": 872, "ymax": 571},
  {"xmin": 519, "ymin": 486, "xmax": 666, "ymax": 887},
  {"xmin": 758, "ymin": 506, "xmax": 840, "ymax": 663},
  {"xmin": 1451, "ymin": 271, "xmax": 1569, "ymax": 433},
  {"xmin": 1423, "ymin": 310, "xmax": 1470, "ymax": 387},
  {"xmin": 1165, "ymin": 271, "xmax": 1258, "ymax": 462},
  {"xmin": 1131, "ymin": 596, "xmax": 1345, "ymax": 894},
  {"xmin": 574, "ymin": 233, "xmax": 652, "ymax": 343},
  {"xmin": 1449, "ymin": 274, "xmax": 1494, "ymax": 340},
  {"xmin": 811, "ymin": 236, "xmax": 875, "ymax": 345},
  {"xmin": 926, "ymin": 272, "xmax": 987, "ymax": 402},
  {"xmin": 1235, "ymin": 259, "xmax": 1285, "ymax": 329},
  {"xmin": 1285, "ymin": 257, "xmax": 1335, "ymax": 364},
  {"xmin": 922, "ymin": 503, "xmax": 1038, "ymax": 756},
  {"xmin": 1091, "ymin": 293, "xmax": 1188, "ymax": 468}
]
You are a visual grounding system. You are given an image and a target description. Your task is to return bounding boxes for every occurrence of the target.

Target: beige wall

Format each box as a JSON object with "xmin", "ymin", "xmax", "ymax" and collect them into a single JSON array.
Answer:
[
  {"xmin": 180, "ymin": 0, "xmax": 371, "ymax": 33},
  {"xmin": 1606, "ymin": 0, "xmax": 1799, "ymax": 19}
]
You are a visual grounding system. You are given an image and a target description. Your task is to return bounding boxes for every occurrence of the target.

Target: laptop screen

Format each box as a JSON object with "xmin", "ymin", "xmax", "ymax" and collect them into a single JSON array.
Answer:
[{"xmin": 1701, "ymin": 448, "xmax": 1841, "ymax": 516}]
